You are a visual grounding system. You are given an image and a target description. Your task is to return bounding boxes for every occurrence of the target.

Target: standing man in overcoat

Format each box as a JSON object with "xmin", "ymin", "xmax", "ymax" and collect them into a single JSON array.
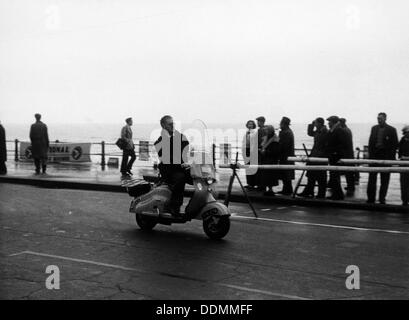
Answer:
[
  {"xmin": 278, "ymin": 116, "xmax": 295, "ymax": 195},
  {"xmin": 30, "ymin": 113, "xmax": 49, "ymax": 174},
  {"xmin": 367, "ymin": 112, "xmax": 398, "ymax": 204},
  {"xmin": 0, "ymin": 122, "xmax": 7, "ymax": 174},
  {"xmin": 325, "ymin": 116, "xmax": 350, "ymax": 200}
]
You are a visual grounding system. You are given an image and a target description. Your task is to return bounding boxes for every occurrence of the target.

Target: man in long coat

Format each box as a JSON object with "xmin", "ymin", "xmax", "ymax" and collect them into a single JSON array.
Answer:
[
  {"xmin": 30, "ymin": 113, "xmax": 49, "ymax": 174},
  {"xmin": 367, "ymin": 112, "xmax": 398, "ymax": 204},
  {"xmin": 325, "ymin": 116, "xmax": 350, "ymax": 200},
  {"xmin": 298, "ymin": 117, "xmax": 328, "ymax": 198},
  {"xmin": 278, "ymin": 117, "xmax": 295, "ymax": 195},
  {"xmin": 0, "ymin": 122, "xmax": 6, "ymax": 174}
]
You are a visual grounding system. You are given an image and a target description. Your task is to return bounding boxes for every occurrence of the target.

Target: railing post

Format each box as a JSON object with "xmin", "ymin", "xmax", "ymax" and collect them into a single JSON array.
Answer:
[
  {"xmin": 212, "ymin": 143, "xmax": 216, "ymax": 167},
  {"xmin": 355, "ymin": 147, "xmax": 360, "ymax": 185},
  {"xmin": 101, "ymin": 141, "xmax": 106, "ymax": 169},
  {"xmin": 14, "ymin": 139, "xmax": 19, "ymax": 162}
]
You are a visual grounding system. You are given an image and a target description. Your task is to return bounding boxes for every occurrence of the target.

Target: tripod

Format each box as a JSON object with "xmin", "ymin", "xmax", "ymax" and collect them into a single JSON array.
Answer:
[{"xmin": 223, "ymin": 152, "xmax": 258, "ymax": 218}]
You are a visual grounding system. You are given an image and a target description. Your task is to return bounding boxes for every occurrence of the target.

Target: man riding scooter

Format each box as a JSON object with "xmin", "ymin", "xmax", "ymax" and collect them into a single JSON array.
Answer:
[{"xmin": 154, "ymin": 115, "xmax": 192, "ymax": 217}]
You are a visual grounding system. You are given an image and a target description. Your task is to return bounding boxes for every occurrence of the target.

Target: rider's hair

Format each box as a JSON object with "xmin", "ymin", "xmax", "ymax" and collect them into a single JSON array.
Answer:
[{"xmin": 160, "ymin": 115, "xmax": 172, "ymax": 128}]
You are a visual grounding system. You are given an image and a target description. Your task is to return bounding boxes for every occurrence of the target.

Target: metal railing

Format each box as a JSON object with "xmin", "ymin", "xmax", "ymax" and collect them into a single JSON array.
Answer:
[{"xmin": 5, "ymin": 139, "xmax": 378, "ymax": 172}]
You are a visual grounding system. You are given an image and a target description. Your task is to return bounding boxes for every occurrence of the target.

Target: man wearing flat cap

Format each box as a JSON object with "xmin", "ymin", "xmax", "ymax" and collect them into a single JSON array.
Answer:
[
  {"xmin": 278, "ymin": 116, "xmax": 295, "ymax": 195},
  {"xmin": 0, "ymin": 121, "xmax": 6, "ymax": 174},
  {"xmin": 120, "ymin": 117, "xmax": 136, "ymax": 177},
  {"xmin": 325, "ymin": 115, "xmax": 350, "ymax": 200},
  {"xmin": 30, "ymin": 113, "xmax": 49, "ymax": 174},
  {"xmin": 398, "ymin": 125, "xmax": 409, "ymax": 206},
  {"xmin": 298, "ymin": 117, "xmax": 328, "ymax": 198},
  {"xmin": 256, "ymin": 116, "xmax": 266, "ymax": 189}
]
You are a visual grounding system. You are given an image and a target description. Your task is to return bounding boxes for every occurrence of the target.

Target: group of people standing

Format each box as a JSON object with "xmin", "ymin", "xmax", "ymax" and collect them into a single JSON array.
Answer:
[
  {"xmin": 242, "ymin": 116, "xmax": 295, "ymax": 196},
  {"xmin": 242, "ymin": 112, "xmax": 409, "ymax": 206}
]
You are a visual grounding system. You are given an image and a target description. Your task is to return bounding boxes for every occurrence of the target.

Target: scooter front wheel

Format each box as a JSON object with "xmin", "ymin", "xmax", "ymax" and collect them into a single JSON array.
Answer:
[
  {"xmin": 135, "ymin": 214, "xmax": 157, "ymax": 230},
  {"xmin": 203, "ymin": 215, "xmax": 230, "ymax": 240}
]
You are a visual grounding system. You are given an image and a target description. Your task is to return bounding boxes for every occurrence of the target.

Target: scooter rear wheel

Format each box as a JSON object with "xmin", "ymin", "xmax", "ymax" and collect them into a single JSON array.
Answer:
[
  {"xmin": 135, "ymin": 214, "xmax": 157, "ymax": 230},
  {"xmin": 203, "ymin": 216, "xmax": 230, "ymax": 239}
]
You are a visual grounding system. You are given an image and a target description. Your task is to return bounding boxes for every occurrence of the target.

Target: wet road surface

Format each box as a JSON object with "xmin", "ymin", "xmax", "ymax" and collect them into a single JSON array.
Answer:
[{"xmin": 1, "ymin": 183, "xmax": 408, "ymax": 299}]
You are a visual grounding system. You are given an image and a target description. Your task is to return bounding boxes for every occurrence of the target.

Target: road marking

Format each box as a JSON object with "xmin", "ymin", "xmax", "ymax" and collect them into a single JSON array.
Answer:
[
  {"xmin": 219, "ymin": 283, "xmax": 310, "ymax": 300},
  {"xmin": 260, "ymin": 209, "xmax": 271, "ymax": 211},
  {"xmin": 9, "ymin": 250, "xmax": 310, "ymax": 300},
  {"xmin": 9, "ymin": 251, "xmax": 142, "ymax": 272},
  {"xmin": 231, "ymin": 215, "xmax": 409, "ymax": 235}
]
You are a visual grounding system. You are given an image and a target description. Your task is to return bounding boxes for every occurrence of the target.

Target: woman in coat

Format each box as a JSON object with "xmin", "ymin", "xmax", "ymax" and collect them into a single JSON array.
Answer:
[
  {"xmin": 259, "ymin": 125, "xmax": 280, "ymax": 196},
  {"xmin": 242, "ymin": 120, "xmax": 258, "ymax": 189}
]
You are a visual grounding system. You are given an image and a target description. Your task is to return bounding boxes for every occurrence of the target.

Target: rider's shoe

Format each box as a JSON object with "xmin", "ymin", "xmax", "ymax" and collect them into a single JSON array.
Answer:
[{"xmin": 169, "ymin": 206, "xmax": 183, "ymax": 218}]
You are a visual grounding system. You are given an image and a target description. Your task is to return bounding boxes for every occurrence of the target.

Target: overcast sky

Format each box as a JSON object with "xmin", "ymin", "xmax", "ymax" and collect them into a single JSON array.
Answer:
[{"xmin": 1, "ymin": 0, "xmax": 409, "ymax": 124}]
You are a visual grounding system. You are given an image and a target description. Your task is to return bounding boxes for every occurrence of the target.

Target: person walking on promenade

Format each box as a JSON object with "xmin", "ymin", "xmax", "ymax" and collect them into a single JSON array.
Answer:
[
  {"xmin": 398, "ymin": 125, "xmax": 409, "ymax": 206},
  {"xmin": 0, "ymin": 122, "xmax": 7, "ymax": 174},
  {"xmin": 298, "ymin": 117, "xmax": 328, "ymax": 198},
  {"xmin": 340, "ymin": 118, "xmax": 355, "ymax": 196},
  {"xmin": 241, "ymin": 120, "xmax": 258, "ymax": 189},
  {"xmin": 120, "ymin": 117, "xmax": 136, "ymax": 177},
  {"xmin": 255, "ymin": 116, "xmax": 267, "ymax": 190},
  {"xmin": 325, "ymin": 116, "xmax": 350, "ymax": 200},
  {"xmin": 278, "ymin": 117, "xmax": 295, "ymax": 195},
  {"xmin": 367, "ymin": 112, "xmax": 398, "ymax": 204},
  {"xmin": 259, "ymin": 125, "xmax": 280, "ymax": 196},
  {"xmin": 29, "ymin": 113, "xmax": 49, "ymax": 175}
]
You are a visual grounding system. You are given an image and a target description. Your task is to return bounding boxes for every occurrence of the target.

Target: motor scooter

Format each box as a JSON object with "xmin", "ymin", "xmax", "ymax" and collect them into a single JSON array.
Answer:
[{"xmin": 123, "ymin": 152, "xmax": 231, "ymax": 239}]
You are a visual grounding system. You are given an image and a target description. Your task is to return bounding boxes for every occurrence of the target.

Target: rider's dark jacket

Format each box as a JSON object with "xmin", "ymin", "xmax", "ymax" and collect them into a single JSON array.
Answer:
[{"xmin": 154, "ymin": 129, "xmax": 190, "ymax": 181}]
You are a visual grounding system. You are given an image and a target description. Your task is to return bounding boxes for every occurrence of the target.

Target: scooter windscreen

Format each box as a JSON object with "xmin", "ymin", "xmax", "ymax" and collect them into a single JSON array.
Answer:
[
  {"xmin": 184, "ymin": 119, "xmax": 218, "ymax": 183},
  {"xmin": 189, "ymin": 155, "xmax": 216, "ymax": 180}
]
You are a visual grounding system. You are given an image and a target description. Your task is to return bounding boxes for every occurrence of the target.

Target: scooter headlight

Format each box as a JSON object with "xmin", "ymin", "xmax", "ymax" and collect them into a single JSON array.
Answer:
[{"xmin": 206, "ymin": 177, "xmax": 216, "ymax": 185}]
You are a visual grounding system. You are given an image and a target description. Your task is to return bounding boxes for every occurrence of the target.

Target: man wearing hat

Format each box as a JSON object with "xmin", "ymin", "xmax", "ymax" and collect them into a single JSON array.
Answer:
[
  {"xmin": 398, "ymin": 125, "xmax": 409, "ymax": 206},
  {"xmin": 30, "ymin": 113, "xmax": 49, "ymax": 174},
  {"xmin": 0, "ymin": 121, "xmax": 6, "ymax": 174},
  {"xmin": 256, "ymin": 116, "xmax": 266, "ymax": 190},
  {"xmin": 120, "ymin": 117, "xmax": 136, "ymax": 177},
  {"xmin": 325, "ymin": 115, "xmax": 350, "ymax": 200},
  {"xmin": 278, "ymin": 116, "xmax": 295, "ymax": 195},
  {"xmin": 367, "ymin": 113, "xmax": 398, "ymax": 204},
  {"xmin": 339, "ymin": 118, "xmax": 356, "ymax": 195},
  {"xmin": 298, "ymin": 117, "xmax": 328, "ymax": 198}
]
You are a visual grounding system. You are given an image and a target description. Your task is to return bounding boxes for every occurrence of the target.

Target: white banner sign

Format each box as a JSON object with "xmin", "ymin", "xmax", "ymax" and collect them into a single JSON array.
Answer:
[{"xmin": 20, "ymin": 142, "xmax": 92, "ymax": 162}]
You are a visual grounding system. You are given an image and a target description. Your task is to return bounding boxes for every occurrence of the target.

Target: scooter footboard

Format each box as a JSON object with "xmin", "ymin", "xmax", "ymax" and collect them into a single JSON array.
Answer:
[{"xmin": 199, "ymin": 202, "xmax": 231, "ymax": 220}]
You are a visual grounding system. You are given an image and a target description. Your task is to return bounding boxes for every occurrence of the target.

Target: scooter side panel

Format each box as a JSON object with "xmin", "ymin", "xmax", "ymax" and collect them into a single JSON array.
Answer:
[{"xmin": 131, "ymin": 184, "xmax": 172, "ymax": 215}]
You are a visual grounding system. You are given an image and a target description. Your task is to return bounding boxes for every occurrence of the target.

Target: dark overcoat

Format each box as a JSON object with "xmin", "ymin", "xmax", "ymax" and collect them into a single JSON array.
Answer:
[
  {"xmin": 30, "ymin": 121, "xmax": 49, "ymax": 159},
  {"xmin": 325, "ymin": 125, "xmax": 350, "ymax": 164},
  {"xmin": 0, "ymin": 124, "xmax": 6, "ymax": 162},
  {"xmin": 368, "ymin": 124, "xmax": 398, "ymax": 160},
  {"xmin": 279, "ymin": 128, "xmax": 295, "ymax": 180}
]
